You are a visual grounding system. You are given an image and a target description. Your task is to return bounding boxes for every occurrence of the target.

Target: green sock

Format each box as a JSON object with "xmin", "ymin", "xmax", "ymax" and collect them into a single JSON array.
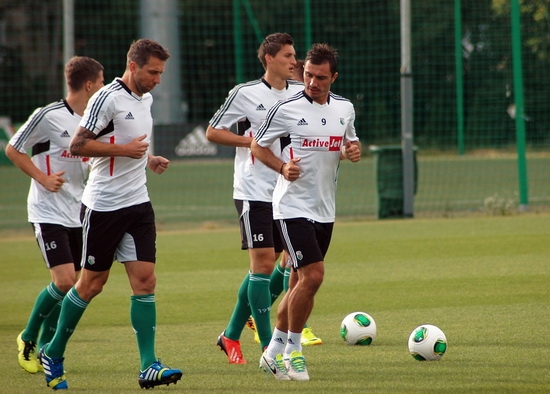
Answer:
[
  {"xmin": 269, "ymin": 263, "xmax": 285, "ymax": 305},
  {"xmin": 131, "ymin": 294, "xmax": 157, "ymax": 370},
  {"xmin": 283, "ymin": 266, "xmax": 291, "ymax": 292},
  {"xmin": 38, "ymin": 301, "xmax": 62, "ymax": 350},
  {"xmin": 225, "ymin": 273, "xmax": 251, "ymax": 340},
  {"xmin": 22, "ymin": 282, "xmax": 65, "ymax": 343},
  {"xmin": 46, "ymin": 287, "xmax": 88, "ymax": 358},
  {"xmin": 248, "ymin": 273, "xmax": 272, "ymax": 349}
]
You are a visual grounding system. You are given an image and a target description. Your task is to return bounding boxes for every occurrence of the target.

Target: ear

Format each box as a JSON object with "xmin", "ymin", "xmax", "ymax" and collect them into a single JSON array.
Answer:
[
  {"xmin": 331, "ymin": 72, "xmax": 339, "ymax": 84},
  {"xmin": 129, "ymin": 61, "xmax": 138, "ymax": 73}
]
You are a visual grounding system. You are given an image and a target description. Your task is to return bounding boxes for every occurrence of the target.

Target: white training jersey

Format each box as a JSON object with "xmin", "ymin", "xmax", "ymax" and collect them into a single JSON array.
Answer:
[
  {"xmin": 79, "ymin": 78, "xmax": 152, "ymax": 211},
  {"xmin": 9, "ymin": 100, "xmax": 89, "ymax": 227},
  {"xmin": 255, "ymin": 91, "xmax": 359, "ymax": 222},
  {"xmin": 209, "ymin": 78, "xmax": 303, "ymax": 202}
]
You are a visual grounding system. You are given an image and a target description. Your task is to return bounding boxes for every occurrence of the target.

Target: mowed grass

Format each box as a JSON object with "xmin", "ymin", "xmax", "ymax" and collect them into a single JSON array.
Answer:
[
  {"xmin": 1, "ymin": 214, "xmax": 549, "ymax": 392},
  {"xmin": 3, "ymin": 153, "xmax": 550, "ymax": 233}
]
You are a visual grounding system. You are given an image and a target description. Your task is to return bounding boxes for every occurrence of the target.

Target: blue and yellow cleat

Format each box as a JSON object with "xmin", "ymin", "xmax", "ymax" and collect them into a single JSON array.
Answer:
[
  {"xmin": 138, "ymin": 359, "xmax": 183, "ymax": 389},
  {"xmin": 38, "ymin": 345, "xmax": 67, "ymax": 390}
]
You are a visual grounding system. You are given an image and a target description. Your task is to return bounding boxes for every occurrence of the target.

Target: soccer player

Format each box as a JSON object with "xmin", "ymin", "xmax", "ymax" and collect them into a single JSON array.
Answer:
[
  {"xmin": 38, "ymin": 39, "xmax": 182, "ymax": 390},
  {"xmin": 6, "ymin": 56, "xmax": 104, "ymax": 374},
  {"xmin": 246, "ymin": 56, "xmax": 322, "ymax": 349},
  {"xmin": 252, "ymin": 43, "xmax": 362, "ymax": 381},
  {"xmin": 207, "ymin": 32, "xmax": 320, "ymax": 365}
]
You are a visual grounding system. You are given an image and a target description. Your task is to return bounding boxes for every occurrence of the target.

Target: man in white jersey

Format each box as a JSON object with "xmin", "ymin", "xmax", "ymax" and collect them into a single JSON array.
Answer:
[
  {"xmin": 252, "ymin": 43, "xmax": 362, "ymax": 381},
  {"xmin": 6, "ymin": 56, "xmax": 104, "ymax": 375},
  {"xmin": 206, "ymin": 32, "xmax": 320, "ymax": 365},
  {"xmin": 38, "ymin": 39, "xmax": 182, "ymax": 390}
]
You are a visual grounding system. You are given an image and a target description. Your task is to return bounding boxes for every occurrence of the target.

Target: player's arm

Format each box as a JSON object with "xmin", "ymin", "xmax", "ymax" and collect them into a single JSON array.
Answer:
[
  {"xmin": 205, "ymin": 125, "xmax": 252, "ymax": 148},
  {"xmin": 250, "ymin": 139, "xmax": 300, "ymax": 181},
  {"xmin": 5, "ymin": 144, "xmax": 65, "ymax": 192},
  {"xmin": 340, "ymin": 140, "xmax": 361, "ymax": 162},
  {"xmin": 70, "ymin": 126, "xmax": 149, "ymax": 159}
]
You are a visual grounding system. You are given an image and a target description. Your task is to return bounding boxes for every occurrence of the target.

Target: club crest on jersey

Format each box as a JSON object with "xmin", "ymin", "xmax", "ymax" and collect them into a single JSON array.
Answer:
[{"xmin": 300, "ymin": 136, "xmax": 343, "ymax": 151}]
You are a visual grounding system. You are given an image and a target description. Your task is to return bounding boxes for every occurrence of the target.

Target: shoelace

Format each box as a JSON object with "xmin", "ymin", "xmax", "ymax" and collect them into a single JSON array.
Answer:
[
  {"xmin": 290, "ymin": 355, "xmax": 306, "ymax": 372},
  {"xmin": 23, "ymin": 341, "xmax": 36, "ymax": 360},
  {"xmin": 274, "ymin": 355, "xmax": 289, "ymax": 374}
]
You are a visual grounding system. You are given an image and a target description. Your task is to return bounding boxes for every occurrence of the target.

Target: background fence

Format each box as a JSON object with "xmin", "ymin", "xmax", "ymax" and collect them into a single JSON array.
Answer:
[{"xmin": 1, "ymin": 0, "xmax": 549, "ymax": 233}]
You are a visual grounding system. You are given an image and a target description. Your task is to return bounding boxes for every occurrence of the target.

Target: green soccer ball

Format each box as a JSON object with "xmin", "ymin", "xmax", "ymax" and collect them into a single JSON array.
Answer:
[
  {"xmin": 340, "ymin": 312, "xmax": 377, "ymax": 346},
  {"xmin": 408, "ymin": 324, "xmax": 447, "ymax": 361}
]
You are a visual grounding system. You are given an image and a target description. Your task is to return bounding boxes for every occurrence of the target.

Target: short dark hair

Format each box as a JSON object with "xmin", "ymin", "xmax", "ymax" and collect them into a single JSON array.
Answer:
[
  {"xmin": 292, "ymin": 59, "xmax": 305, "ymax": 82},
  {"xmin": 65, "ymin": 56, "xmax": 104, "ymax": 91},
  {"xmin": 257, "ymin": 32, "xmax": 294, "ymax": 70},
  {"xmin": 305, "ymin": 43, "xmax": 338, "ymax": 75},
  {"xmin": 127, "ymin": 38, "xmax": 170, "ymax": 68}
]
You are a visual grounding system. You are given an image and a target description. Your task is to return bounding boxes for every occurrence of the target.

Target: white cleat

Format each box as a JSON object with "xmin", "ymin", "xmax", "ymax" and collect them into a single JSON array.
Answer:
[{"xmin": 259, "ymin": 351, "xmax": 290, "ymax": 381}]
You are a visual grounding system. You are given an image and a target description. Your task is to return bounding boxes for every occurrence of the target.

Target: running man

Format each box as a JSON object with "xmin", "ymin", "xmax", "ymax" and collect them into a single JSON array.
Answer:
[
  {"xmin": 7, "ymin": 56, "xmax": 104, "ymax": 374},
  {"xmin": 252, "ymin": 43, "xmax": 361, "ymax": 381},
  {"xmin": 38, "ymin": 39, "xmax": 182, "ymax": 390},
  {"xmin": 206, "ymin": 32, "xmax": 321, "ymax": 365}
]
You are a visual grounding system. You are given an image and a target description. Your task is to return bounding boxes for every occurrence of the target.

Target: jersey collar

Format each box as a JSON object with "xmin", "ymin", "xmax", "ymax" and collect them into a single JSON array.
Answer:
[
  {"xmin": 62, "ymin": 99, "xmax": 74, "ymax": 115},
  {"xmin": 303, "ymin": 91, "xmax": 331, "ymax": 105},
  {"xmin": 115, "ymin": 78, "xmax": 143, "ymax": 101},
  {"xmin": 261, "ymin": 77, "xmax": 289, "ymax": 90}
]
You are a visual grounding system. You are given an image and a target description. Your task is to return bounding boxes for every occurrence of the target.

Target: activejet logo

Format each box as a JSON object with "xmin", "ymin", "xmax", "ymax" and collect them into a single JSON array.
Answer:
[
  {"xmin": 300, "ymin": 136, "xmax": 342, "ymax": 151},
  {"xmin": 59, "ymin": 150, "xmax": 89, "ymax": 162}
]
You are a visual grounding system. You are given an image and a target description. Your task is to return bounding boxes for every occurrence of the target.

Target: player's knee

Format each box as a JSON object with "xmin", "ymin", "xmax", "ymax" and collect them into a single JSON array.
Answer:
[{"xmin": 132, "ymin": 273, "xmax": 156, "ymax": 294}]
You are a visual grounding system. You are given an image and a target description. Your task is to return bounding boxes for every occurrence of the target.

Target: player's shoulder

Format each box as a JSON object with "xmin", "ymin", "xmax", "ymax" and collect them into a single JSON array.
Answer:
[
  {"xmin": 95, "ymin": 79, "xmax": 127, "ymax": 100},
  {"xmin": 288, "ymin": 79, "xmax": 304, "ymax": 88},
  {"xmin": 234, "ymin": 78, "xmax": 264, "ymax": 92},
  {"xmin": 279, "ymin": 90, "xmax": 306, "ymax": 106},
  {"xmin": 28, "ymin": 100, "xmax": 67, "ymax": 121},
  {"xmin": 329, "ymin": 91, "xmax": 352, "ymax": 104}
]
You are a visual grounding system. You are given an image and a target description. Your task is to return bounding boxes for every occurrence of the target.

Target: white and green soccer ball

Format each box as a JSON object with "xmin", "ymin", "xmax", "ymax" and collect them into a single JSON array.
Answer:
[
  {"xmin": 408, "ymin": 324, "xmax": 447, "ymax": 361},
  {"xmin": 340, "ymin": 312, "xmax": 377, "ymax": 346}
]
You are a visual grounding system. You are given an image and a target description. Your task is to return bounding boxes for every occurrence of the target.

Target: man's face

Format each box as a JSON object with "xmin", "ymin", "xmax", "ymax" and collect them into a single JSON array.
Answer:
[
  {"xmin": 267, "ymin": 44, "xmax": 296, "ymax": 80},
  {"xmin": 133, "ymin": 56, "xmax": 166, "ymax": 94},
  {"xmin": 304, "ymin": 61, "xmax": 338, "ymax": 104}
]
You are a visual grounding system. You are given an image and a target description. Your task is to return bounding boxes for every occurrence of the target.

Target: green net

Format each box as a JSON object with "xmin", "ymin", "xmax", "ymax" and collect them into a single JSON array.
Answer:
[{"xmin": 1, "ymin": 0, "xmax": 549, "ymax": 232}]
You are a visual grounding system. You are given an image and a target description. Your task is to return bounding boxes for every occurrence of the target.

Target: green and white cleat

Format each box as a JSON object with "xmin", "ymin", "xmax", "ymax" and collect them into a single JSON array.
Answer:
[
  {"xmin": 259, "ymin": 350, "xmax": 290, "ymax": 380},
  {"xmin": 284, "ymin": 350, "xmax": 309, "ymax": 381}
]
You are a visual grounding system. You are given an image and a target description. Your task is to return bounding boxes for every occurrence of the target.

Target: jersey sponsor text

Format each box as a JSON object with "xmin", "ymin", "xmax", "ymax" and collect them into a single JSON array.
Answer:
[{"xmin": 300, "ymin": 136, "xmax": 342, "ymax": 151}]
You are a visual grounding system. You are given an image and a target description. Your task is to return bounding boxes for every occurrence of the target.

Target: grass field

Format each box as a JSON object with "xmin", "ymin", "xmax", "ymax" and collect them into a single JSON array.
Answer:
[
  {"xmin": 1, "ymin": 214, "xmax": 549, "ymax": 392},
  {"xmin": 2, "ymin": 153, "xmax": 550, "ymax": 233}
]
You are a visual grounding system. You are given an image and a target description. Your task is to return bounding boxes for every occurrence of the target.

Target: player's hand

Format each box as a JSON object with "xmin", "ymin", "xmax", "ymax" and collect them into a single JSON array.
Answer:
[
  {"xmin": 344, "ymin": 141, "xmax": 361, "ymax": 162},
  {"xmin": 282, "ymin": 158, "xmax": 301, "ymax": 181},
  {"xmin": 126, "ymin": 134, "xmax": 149, "ymax": 159},
  {"xmin": 41, "ymin": 171, "xmax": 66, "ymax": 192},
  {"xmin": 148, "ymin": 155, "xmax": 170, "ymax": 174}
]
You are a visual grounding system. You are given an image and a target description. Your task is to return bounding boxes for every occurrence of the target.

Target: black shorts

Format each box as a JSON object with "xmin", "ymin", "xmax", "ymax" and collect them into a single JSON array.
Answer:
[
  {"xmin": 80, "ymin": 202, "xmax": 156, "ymax": 272},
  {"xmin": 32, "ymin": 223, "xmax": 83, "ymax": 271},
  {"xmin": 276, "ymin": 218, "xmax": 334, "ymax": 269},
  {"xmin": 234, "ymin": 200, "xmax": 283, "ymax": 252}
]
